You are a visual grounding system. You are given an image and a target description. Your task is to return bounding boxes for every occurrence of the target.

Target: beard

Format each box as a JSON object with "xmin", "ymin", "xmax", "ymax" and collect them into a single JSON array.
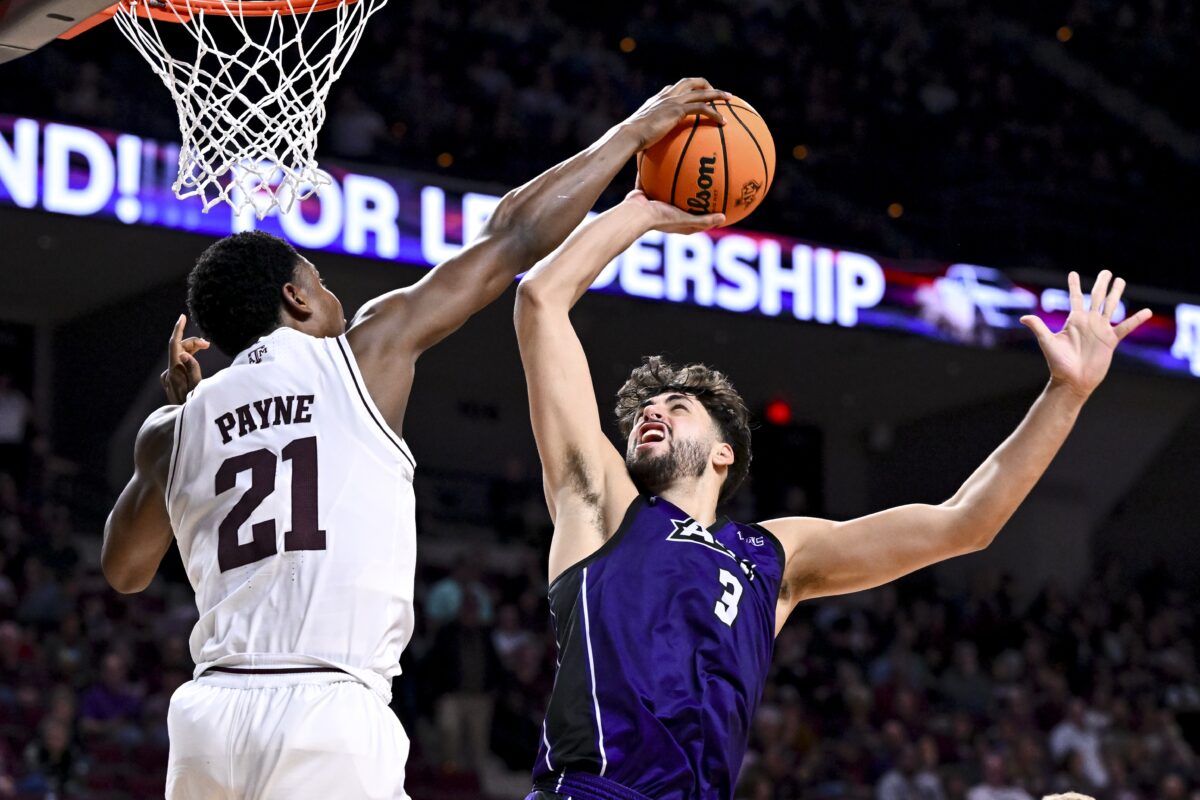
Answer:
[{"xmin": 625, "ymin": 436, "xmax": 710, "ymax": 495}]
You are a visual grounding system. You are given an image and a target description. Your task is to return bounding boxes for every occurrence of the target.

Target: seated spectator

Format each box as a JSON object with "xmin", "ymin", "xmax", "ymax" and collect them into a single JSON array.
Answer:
[
  {"xmin": 20, "ymin": 718, "xmax": 85, "ymax": 796},
  {"xmin": 0, "ymin": 374, "xmax": 30, "ymax": 488},
  {"xmin": 1048, "ymin": 699, "xmax": 1109, "ymax": 789},
  {"xmin": 426, "ymin": 557, "xmax": 493, "ymax": 628},
  {"xmin": 78, "ymin": 651, "xmax": 143, "ymax": 746},
  {"xmin": 425, "ymin": 591, "xmax": 502, "ymax": 772},
  {"xmin": 877, "ymin": 743, "xmax": 945, "ymax": 800},
  {"xmin": 968, "ymin": 753, "xmax": 1034, "ymax": 800}
]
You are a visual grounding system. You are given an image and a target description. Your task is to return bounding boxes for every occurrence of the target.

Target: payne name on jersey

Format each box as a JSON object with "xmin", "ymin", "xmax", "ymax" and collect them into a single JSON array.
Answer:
[
  {"xmin": 213, "ymin": 394, "xmax": 315, "ymax": 444},
  {"xmin": 666, "ymin": 518, "xmax": 759, "ymax": 581}
]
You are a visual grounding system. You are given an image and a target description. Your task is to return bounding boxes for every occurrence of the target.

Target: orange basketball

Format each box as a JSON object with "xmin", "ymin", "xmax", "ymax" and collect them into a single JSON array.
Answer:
[{"xmin": 638, "ymin": 94, "xmax": 775, "ymax": 227}]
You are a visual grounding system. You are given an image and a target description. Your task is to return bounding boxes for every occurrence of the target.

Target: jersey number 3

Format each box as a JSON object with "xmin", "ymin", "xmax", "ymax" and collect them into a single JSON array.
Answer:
[
  {"xmin": 714, "ymin": 568, "xmax": 744, "ymax": 626},
  {"xmin": 215, "ymin": 436, "xmax": 326, "ymax": 572}
]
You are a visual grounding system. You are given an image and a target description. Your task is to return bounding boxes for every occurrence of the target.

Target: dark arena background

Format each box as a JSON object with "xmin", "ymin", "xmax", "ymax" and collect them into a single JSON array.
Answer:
[{"xmin": 2, "ymin": 1, "xmax": 1200, "ymax": 798}]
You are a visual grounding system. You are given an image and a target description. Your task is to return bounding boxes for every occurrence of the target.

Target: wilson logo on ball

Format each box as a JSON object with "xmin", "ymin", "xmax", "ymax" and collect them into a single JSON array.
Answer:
[{"xmin": 687, "ymin": 156, "xmax": 719, "ymax": 213}]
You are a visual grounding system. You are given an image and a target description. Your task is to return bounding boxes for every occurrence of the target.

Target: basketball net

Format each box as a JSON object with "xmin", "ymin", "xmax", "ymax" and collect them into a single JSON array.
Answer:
[{"xmin": 111, "ymin": 0, "xmax": 386, "ymax": 218}]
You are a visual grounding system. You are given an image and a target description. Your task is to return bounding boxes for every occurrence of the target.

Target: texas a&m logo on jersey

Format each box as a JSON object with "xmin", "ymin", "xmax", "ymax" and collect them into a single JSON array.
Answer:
[{"xmin": 666, "ymin": 518, "xmax": 758, "ymax": 581}]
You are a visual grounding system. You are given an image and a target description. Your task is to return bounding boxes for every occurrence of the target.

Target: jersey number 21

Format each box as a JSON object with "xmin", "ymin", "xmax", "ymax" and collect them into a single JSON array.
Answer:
[{"xmin": 214, "ymin": 436, "xmax": 326, "ymax": 572}]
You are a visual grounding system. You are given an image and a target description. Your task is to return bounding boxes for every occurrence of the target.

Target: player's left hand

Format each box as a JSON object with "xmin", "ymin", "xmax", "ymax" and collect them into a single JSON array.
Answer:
[
  {"xmin": 161, "ymin": 314, "xmax": 209, "ymax": 405},
  {"xmin": 1020, "ymin": 270, "xmax": 1151, "ymax": 399},
  {"xmin": 621, "ymin": 78, "xmax": 729, "ymax": 152}
]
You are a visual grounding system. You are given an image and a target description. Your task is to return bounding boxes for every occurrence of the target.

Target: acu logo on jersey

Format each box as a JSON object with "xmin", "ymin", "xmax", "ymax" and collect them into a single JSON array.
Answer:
[{"xmin": 667, "ymin": 518, "xmax": 758, "ymax": 581}]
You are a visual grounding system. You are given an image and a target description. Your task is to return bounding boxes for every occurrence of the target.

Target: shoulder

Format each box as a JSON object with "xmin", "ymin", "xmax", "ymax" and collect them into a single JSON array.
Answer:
[
  {"xmin": 345, "ymin": 292, "xmax": 421, "ymax": 357},
  {"xmin": 137, "ymin": 405, "xmax": 179, "ymax": 444},
  {"xmin": 757, "ymin": 515, "xmax": 836, "ymax": 601},
  {"xmin": 757, "ymin": 516, "xmax": 835, "ymax": 553}
]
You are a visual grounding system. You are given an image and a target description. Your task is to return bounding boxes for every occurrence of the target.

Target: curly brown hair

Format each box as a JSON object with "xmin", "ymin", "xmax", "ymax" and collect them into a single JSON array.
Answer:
[{"xmin": 615, "ymin": 356, "xmax": 752, "ymax": 503}]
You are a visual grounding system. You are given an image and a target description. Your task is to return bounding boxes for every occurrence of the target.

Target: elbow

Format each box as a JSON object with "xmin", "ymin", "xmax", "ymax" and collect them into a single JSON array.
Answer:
[
  {"xmin": 937, "ymin": 501, "xmax": 999, "ymax": 554},
  {"xmin": 964, "ymin": 528, "xmax": 999, "ymax": 554},
  {"xmin": 101, "ymin": 529, "xmax": 148, "ymax": 594},
  {"xmin": 483, "ymin": 190, "xmax": 539, "ymax": 262},
  {"xmin": 514, "ymin": 279, "xmax": 553, "ymax": 325},
  {"xmin": 484, "ymin": 187, "xmax": 522, "ymax": 237},
  {"xmin": 101, "ymin": 559, "xmax": 148, "ymax": 594}
]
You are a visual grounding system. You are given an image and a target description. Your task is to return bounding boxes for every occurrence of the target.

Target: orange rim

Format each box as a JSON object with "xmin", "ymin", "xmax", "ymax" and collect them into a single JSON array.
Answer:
[{"xmin": 121, "ymin": 0, "xmax": 354, "ymax": 20}]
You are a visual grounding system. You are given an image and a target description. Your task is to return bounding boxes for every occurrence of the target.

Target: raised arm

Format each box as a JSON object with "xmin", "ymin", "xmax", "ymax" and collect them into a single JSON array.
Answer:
[
  {"xmin": 765, "ymin": 271, "xmax": 1151, "ymax": 621},
  {"xmin": 515, "ymin": 192, "xmax": 723, "ymax": 580},
  {"xmin": 346, "ymin": 79, "xmax": 729, "ymax": 433},
  {"xmin": 102, "ymin": 406, "xmax": 177, "ymax": 594}
]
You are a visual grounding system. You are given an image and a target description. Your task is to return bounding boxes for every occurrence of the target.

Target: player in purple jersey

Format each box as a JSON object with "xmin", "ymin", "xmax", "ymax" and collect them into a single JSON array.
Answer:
[{"xmin": 513, "ymin": 185, "xmax": 1151, "ymax": 799}]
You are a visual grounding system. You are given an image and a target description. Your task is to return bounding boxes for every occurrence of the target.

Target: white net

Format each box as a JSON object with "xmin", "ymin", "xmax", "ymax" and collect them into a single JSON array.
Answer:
[{"xmin": 111, "ymin": 0, "xmax": 386, "ymax": 218}]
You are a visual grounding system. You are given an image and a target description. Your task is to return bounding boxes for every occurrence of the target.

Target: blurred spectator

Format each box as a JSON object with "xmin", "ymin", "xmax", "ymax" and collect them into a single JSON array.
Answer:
[
  {"xmin": 0, "ymin": 374, "xmax": 30, "ymax": 486},
  {"xmin": 941, "ymin": 641, "xmax": 992, "ymax": 717},
  {"xmin": 329, "ymin": 89, "xmax": 391, "ymax": 159},
  {"xmin": 426, "ymin": 591, "xmax": 502, "ymax": 772},
  {"xmin": 19, "ymin": 717, "xmax": 85, "ymax": 796},
  {"xmin": 1048, "ymin": 699, "xmax": 1108, "ymax": 790},
  {"xmin": 877, "ymin": 743, "xmax": 946, "ymax": 800},
  {"xmin": 426, "ymin": 557, "xmax": 494, "ymax": 627},
  {"xmin": 78, "ymin": 651, "xmax": 143, "ymax": 746},
  {"xmin": 491, "ymin": 603, "xmax": 534, "ymax": 667},
  {"xmin": 968, "ymin": 753, "xmax": 1034, "ymax": 800},
  {"xmin": 0, "ymin": 740, "xmax": 14, "ymax": 799}
]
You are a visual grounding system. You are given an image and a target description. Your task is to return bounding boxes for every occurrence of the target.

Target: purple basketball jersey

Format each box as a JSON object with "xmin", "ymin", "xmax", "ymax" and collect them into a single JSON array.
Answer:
[{"xmin": 530, "ymin": 495, "xmax": 785, "ymax": 800}]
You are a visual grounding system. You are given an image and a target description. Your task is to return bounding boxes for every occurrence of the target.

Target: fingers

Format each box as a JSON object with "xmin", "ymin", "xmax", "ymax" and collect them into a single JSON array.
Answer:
[
  {"xmin": 675, "ymin": 88, "xmax": 730, "ymax": 105},
  {"xmin": 653, "ymin": 209, "xmax": 726, "ymax": 234},
  {"xmin": 692, "ymin": 212, "xmax": 726, "ymax": 230},
  {"xmin": 181, "ymin": 336, "xmax": 210, "ymax": 355},
  {"xmin": 1020, "ymin": 314, "xmax": 1053, "ymax": 342},
  {"xmin": 181, "ymin": 353, "xmax": 203, "ymax": 385},
  {"xmin": 1088, "ymin": 270, "xmax": 1112, "ymax": 312},
  {"xmin": 1102, "ymin": 276, "xmax": 1126, "ymax": 320},
  {"xmin": 667, "ymin": 77, "xmax": 714, "ymax": 96},
  {"xmin": 169, "ymin": 313, "xmax": 186, "ymax": 362},
  {"xmin": 670, "ymin": 213, "xmax": 725, "ymax": 233},
  {"xmin": 1113, "ymin": 308, "xmax": 1152, "ymax": 341},
  {"xmin": 681, "ymin": 102, "xmax": 725, "ymax": 126},
  {"xmin": 1067, "ymin": 271, "xmax": 1083, "ymax": 313}
]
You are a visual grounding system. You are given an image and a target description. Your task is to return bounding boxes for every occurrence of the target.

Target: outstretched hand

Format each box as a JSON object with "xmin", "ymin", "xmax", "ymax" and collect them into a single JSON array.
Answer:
[
  {"xmin": 622, "ymin": 190, "xmax": 725, "ymax": 234},
  {"xmin": 1020, "ymin": 270, "xmax": 1151, "ymax": 399},
  {"xmin": 622, "ymin": 78, "xmax": 728, "ymax": 151},
  {"xmin": 161, "ymin": 314, "xmax": 209, "ymax": 405}
]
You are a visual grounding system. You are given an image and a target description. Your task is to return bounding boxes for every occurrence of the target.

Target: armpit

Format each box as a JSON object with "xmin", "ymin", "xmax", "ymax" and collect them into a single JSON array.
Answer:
[
  {"xmin": 780, "ymin": 565, "xmax": 825, "ymax": 603},
  {"xmin": 563, "ymin": 447, "xmax": 607, "ymax": 537}
]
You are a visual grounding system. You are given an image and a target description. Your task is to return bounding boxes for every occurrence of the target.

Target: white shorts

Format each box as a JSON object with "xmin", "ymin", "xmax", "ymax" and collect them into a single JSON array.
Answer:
[{"xmin": 166, "ymin": 670, "xmax": 409, "ymax": 800}]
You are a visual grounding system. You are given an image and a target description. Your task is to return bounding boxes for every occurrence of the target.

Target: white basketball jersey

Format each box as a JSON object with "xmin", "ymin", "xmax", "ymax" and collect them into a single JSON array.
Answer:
[{"xmin": 166, "ymin": 327, "xmax": 416, "ymax": 701}]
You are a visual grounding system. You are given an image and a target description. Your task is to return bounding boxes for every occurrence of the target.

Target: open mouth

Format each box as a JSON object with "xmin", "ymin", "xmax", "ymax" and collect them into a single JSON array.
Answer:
[{"xmin": 636, "ymin": 421, "xmax": 669, "ymax": 448}]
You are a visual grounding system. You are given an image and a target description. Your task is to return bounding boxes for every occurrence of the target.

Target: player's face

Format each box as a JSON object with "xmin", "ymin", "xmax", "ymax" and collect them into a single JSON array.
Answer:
[
  {"xmin": 625, "ymin": 392, "xmax": 721, "ymax": 492},
  {"xmin": 299, "ymin": 260, "xmax": 347, "ymax": 336}
]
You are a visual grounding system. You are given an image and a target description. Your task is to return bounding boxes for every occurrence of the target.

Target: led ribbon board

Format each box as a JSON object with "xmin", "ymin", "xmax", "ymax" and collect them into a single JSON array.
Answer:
[{"xmin": 0, "ymin": 115, "xmax": 1196, "ymax": 377}]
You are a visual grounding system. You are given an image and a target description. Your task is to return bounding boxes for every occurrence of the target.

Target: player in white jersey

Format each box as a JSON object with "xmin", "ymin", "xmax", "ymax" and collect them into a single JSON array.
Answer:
[{"xmin": 100, "ymin": 79, "xmax": 731, "ymax": 800}]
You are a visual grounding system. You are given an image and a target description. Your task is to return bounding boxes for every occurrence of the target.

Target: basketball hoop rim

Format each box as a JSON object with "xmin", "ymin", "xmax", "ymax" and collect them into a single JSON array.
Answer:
[{"xmin": 121, "ymin": 0, "xmax": 356, "ymax": 20}]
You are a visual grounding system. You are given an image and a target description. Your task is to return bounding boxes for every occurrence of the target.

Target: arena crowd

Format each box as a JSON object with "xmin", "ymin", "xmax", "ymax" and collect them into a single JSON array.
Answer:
[{"xmin": 0, "ymin": 398, "xmax": 1195, "ymax": 799}]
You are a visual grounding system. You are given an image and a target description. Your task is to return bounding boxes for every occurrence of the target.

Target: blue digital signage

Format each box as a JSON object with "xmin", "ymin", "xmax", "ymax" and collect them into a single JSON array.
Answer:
[{"xmin": 1, "ymin": 115, "xmax": 1197, "ymax": 377}]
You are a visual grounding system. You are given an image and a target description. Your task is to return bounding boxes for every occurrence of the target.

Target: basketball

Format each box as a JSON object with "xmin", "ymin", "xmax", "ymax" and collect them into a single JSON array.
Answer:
[{"xmin": 637, "ymin": 94, "xmax": 775, "ymax": 227}]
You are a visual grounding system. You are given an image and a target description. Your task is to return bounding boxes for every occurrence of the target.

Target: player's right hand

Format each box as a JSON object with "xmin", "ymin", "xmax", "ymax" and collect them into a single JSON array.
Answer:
[
  {"xmin": 621, "ymin": 78, "xmax": 728, "ymax": 151},
  {"xmin": 622, "ymin": 190, "xmax": 725, "ymax": 234},
  {"xmin": 161, "ymin": 314, "xmax": 209, "ymax": 405}
]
